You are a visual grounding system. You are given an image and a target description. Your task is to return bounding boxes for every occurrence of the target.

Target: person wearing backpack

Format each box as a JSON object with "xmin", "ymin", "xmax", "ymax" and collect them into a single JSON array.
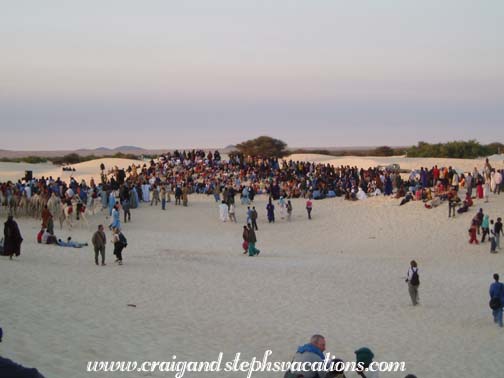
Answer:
[
  {"xmin": 489, "ymin": 273, "xmax": 504, "ymax": 327},
  {"xmin": 112, "ymin": 228, "xmax": 127, "ymax": 265},
  {"xmin": 405, "ymin": 260, "xmax": 420, "ymax": 306}
]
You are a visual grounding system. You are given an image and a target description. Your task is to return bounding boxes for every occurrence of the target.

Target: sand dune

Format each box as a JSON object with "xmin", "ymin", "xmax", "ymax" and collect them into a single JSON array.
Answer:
[
  {"xmin": 1, "ymin": 156, "xmax": 504, "ymax": 377},
  {"xmin": 0, "ymin": 158, "xmax": 144, "ymax": 183}
]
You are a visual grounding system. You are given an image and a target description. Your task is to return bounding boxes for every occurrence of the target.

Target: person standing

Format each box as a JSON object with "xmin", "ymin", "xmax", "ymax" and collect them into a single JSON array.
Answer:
[
  {"xmin": 287, "ymin": 200, "xmax": 293, "ymax": 221},
  {"xmin": 266, "ymin": 198, "xmax": 275, "ymax": 223},
  {"xmin": 405, "ymin": 260, "xmax": 420, "ymax": 306},
  {"xmin": 112, "ymin": 228, "xmax": 127, "ymax": 265},
  {"xmin": 306, "ymin": 198, "xmax": 313, "ymax": 220},
  {"xmin": 489, "ymin": 273, "xmax": 504, "ymax": 327},
  {"xmin": 495, "ymin": 217, "xmax": 503, "ymax": 250},
  {"xmin": 91, "ymin": 225, "xmax": 107, "ymax": 266},
  {"xmin": 108, "ymin": 191, "xmax": 116, "ymax": 216},
  {"xmin": 4, "ymin": 215, "xmax": 23, "ymax": 260},
  {"xmin": 41, "ymin": 205, "xmax": 52, "ymax": 230},
  {"xmin": 160, "ymin": 185, "xmax": 167, "ymax": 210},
  {"xmin": 122, "ymin": 198, "xmax": 131, "ymax": 223},
  {"xmin": 250, "ymin": 206, "xmax": 258, "ymax": 230},
  {"xmin": 175, "ymin": 185, "xmax": 182, "ymax": 205},
  {"xmin": 182, "ymin": 185, "xmax": 189, "ymax": 207},
  {"xmin": 228, "ymin": 203, "xmax": 237, "ymax": 223},
  {"xmin": 151, "ymin": 185, "xmax": 160, "ymax": 206},
  {"xmin": 219, "ymin": 201, "xmax": 229, "ymax": 222}
]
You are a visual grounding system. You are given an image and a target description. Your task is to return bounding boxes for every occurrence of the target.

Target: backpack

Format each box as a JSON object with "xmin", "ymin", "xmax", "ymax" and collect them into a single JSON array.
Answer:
[
  {"xmin": 490, "ymin": 283, "xmax": 504, "ymax": 310},
  {"xmin": 410, "ymin": 268, "xmax": 420, "ymax": 286},
  {"xmin": 118, "ymin": 233, "xmax": 128, "ymax": 248}
]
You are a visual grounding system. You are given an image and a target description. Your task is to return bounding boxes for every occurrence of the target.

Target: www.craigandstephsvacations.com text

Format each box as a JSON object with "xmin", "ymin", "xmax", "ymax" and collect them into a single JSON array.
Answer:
[{"xmin": 86, "ymin": 350, "xmax": 406, "ymax": 377}]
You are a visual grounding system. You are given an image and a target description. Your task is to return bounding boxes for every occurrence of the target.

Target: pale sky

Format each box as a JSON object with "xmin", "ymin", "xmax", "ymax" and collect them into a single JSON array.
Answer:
[{"xmin": 1, "ymin": 1, "xmax": 503, "ymax": 150}]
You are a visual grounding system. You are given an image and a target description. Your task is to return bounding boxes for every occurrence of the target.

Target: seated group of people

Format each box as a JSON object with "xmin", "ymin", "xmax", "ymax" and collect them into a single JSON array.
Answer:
[{"xmin": 36, "ymin": 228, "xmax": 87, "ymax": 248}]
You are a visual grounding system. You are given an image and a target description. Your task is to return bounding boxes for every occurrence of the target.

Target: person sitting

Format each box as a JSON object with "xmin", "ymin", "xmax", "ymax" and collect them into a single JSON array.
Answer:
[
  {"xmin": 42, "ymin": 230, "xmax": 57, "ymax": 244},
  {"xmin": 395, "ymin": 186, "xmax": 406, "ymax": 199},
  {"xmin": 463, "ymin": 192, "xmax": 473, "ymax": 207}
]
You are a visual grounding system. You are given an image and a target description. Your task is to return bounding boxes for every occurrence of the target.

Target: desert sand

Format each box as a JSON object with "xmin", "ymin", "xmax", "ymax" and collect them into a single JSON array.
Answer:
[{"xmin": 1, "ymin": 155, "xmax": 504, "ymax": 378}]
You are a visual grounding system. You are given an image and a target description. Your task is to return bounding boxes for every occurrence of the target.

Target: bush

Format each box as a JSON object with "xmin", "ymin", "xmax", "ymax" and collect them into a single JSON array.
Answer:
[
  {"xmin": 405, "ymin": 140, "xmax": 502, "ymax": 159},
  {"xmin": 373, "ymin": 146, "xmax": 395, "ymax": 156},
  {"xmin": 235, "ymin": 136, "xmax": 288, "ymax": 158}
]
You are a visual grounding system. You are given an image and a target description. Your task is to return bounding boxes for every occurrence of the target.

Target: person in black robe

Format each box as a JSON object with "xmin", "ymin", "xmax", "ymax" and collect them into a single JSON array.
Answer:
[{"xmin": 4, "ymin": 215, "xmax": 23, "ymax": 260}]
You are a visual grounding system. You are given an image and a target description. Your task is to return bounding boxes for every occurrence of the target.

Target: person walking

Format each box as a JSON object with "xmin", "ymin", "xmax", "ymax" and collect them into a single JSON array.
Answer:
[
  {"xmin": 242, "ymin": 225, "xmax": 249, "ymax": 255},
  {"xmin": 112, "ymin": 228, "xmax": 127, "ymax": 265},
  {"xmin": 306, "ymin": 198, "xmax": 313, "ymax": 220},
  {"xmin": 469, "ymin": 221, "xmax": 479, "ymax": 245},
  {"xmin": 247, "ymin": 224, "xmax": 260, "ymax": 256},
  {"xmin": 489, "ymin": 273, "xmax": 504, "ymax": 327},
  {"xmin": 109, "ymin": 203, "xmax": 121, "ymax": 231},
  {"xmin": 405, "ymin": 260, "xmax": 420, "ymax": 306},
  {"xmin": 91, "ymin": 224, "xmax": 107, "ymax": 266},
  {"xmin": 481, "ymin": 214, "xmax": 490, "ymax": 243},
  {"xmin": 4, "ymin": 215, "xmax": 23, "ymax": 260}
]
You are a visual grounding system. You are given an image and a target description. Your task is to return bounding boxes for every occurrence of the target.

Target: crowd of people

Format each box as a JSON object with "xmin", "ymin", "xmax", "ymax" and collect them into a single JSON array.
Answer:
[{"xmin": 1, "ymin": 151, "xmax": 504, "ymax": 377}]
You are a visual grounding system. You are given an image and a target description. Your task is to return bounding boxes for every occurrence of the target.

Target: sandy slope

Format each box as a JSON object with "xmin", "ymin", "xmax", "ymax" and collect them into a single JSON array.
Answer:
[
  {"xmin": 0, "ymin": 158, "xmax": 144, "ymax": 183},
  {"xmin": 286, "ymin": 153, "xmax": 504, "ymax": 173},
  {"xmin": 1, "ymin": 156, "xmax": 504, "ymax": 378}
]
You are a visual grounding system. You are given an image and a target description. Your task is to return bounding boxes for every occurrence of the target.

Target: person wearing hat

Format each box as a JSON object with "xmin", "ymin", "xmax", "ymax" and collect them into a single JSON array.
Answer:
[
  {"xmin": 0, "ymin": 326, "xmax": 46, "ymax": 377},
  {"xmin": 347, "ymin": 347, "xmax": 379, "ymax": 378}
]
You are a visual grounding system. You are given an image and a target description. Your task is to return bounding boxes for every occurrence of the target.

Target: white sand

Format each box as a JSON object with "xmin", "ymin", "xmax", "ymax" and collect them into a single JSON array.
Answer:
[
  {"xmin": 1, "ymin": 157, "xmax": 504, "ymax": 378},
  {"xmin": 0, "ymin": 158, "xmax": 144, "ymax": 183}
]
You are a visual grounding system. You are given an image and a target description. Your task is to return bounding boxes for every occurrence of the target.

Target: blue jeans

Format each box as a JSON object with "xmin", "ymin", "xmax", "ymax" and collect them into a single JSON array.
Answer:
[
  {"xmin": 162, "ymin": 199, "xmax": 166, "ymax": 210},
  {"xmin": 492, "ymin": 307, "xmax": 503, "ymax": 327}
]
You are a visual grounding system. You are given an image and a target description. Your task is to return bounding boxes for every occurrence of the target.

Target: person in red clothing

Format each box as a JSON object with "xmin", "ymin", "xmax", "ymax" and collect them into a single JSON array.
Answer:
[
  {"xmin": 469, "ymin": 221, "xmax": 479, "ymax": 244},
  {"xmin": 476, "ymin": 178, "xmax": 484, "ymax": 199},
  {"xmin": 306, "ymin": 198, "xmax": 313, "ymax": 220}
]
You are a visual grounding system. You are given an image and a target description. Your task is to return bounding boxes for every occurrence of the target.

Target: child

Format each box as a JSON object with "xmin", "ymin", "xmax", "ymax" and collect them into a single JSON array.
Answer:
[{"xmin": 306, "ymin": 198, "xmax": 313, "ymax": 220}]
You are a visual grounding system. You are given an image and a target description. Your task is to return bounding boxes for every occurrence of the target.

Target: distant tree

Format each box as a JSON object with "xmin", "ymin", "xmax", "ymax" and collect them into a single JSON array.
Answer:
[
  {"xmin": 373, "ymin": 146, "xmax": 394, "ymax": 156},
  {"xmin": 235, "ymin": 136, "xmax": 288, "ymax": 158},
  {"xmin": 405, "ymin": 140, "xmax": 499, "ymax": 159}
]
